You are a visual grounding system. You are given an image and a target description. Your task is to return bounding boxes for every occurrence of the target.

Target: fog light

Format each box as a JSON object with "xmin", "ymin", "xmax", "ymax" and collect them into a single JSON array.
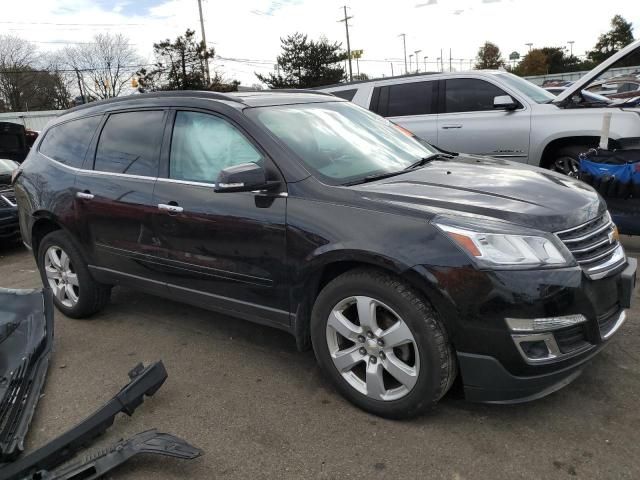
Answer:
[
  {"xmin": 519, "ymin": 340, "xmax": 549, "ymax": 359},
  {"xmin": 505, "ymin": 314, "xmax": 587, "ymax": 332}
]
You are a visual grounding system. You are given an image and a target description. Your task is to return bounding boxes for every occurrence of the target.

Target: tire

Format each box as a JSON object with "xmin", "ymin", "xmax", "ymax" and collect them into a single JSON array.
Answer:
[
  {"xmin": 310, "ymin": 268, "xmax": 457, "ymax": 419},
  {"xmin": 36, "ymin": 230, "xmax": 111, "ymax": 318},
  {"xmin": 548, "ymin": 145, "xmax": 590, "ymax": 177}
]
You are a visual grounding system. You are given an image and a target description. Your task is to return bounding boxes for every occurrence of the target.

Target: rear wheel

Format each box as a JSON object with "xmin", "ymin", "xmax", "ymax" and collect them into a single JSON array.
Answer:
[
  {"xmin": 37, "ymin": 230, "xmax": 111, "ymax": 318},
  {"xmin": 310, "ymin": 268, "xmax": 456, "ymax": 419}
]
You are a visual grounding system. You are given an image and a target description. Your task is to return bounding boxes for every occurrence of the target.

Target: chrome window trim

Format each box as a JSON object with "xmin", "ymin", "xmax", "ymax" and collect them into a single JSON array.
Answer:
[
  {"xmin": 40, "ymin": 153, "xmax": 157, "ymax": 181},
  {"xmin": 42, "ymin": 153, "xmax": 288, "ymax": 191}
]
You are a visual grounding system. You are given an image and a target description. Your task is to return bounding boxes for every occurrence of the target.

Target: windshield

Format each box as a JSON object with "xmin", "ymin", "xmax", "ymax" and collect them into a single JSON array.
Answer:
[
  {"xmin": 0, "ymin": 159, "xmax": 18, "ymax": 174},
  {"xmin": 495, "ymin": 72, "xmax": 556, "ymax": 103},
  {"xmin": 245, "ymin": 101, "xmax": 437, "ymax": 185}
]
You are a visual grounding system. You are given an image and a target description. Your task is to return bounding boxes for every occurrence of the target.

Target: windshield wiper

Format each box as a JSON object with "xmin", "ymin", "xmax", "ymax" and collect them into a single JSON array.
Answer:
[
  {"xmin": 344, "ymin": 153, "xmax": 455, "ymax": 186},
  {"xmin": 404, "ymin": 153, "xmax": 454, "ymax": 171},
  {"xmin": 345, "ymin": 170, "xmax": 408, "ymax": 185}
]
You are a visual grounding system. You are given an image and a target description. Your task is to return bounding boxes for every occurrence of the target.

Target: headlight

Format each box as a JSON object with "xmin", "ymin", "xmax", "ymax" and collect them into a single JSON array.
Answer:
[{"xmin": 433, "ymin": 215, "xmax": 573, "ymax": 269}]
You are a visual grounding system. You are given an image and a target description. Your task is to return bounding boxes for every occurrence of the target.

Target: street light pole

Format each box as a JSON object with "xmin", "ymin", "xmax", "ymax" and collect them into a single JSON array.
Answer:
[
  {"xmin": 525, "ymin": 42, "xmax": 533, "ymax": 52},
  {"xmin": 409, "ymin": 54, "xmax": 414, "ymax": 72},
  {"xmin": 197, "ymin": 0, "xmax": 211, "ymax": 85},
  {"xmin": 399, "ymin": 33, "xmax": 408, "ymax": 74},
  {"xmin": 338, "ymin": 6, "xmax": 354, "ymax": 82},
  {"xmin": 568, "ymin": 40, "xmax": 575, "ymax": 57},
  {"xmin": 423, "ymin": 56, "xmax": 428, "ymax": 71},
  {"xmin": 414, "ymin": 50, "xmax": 422, "ymax": 72}
]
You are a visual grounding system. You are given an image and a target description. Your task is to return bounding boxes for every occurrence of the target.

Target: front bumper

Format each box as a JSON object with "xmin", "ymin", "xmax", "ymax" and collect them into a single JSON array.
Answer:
[{"xmin": 411, "ymin": 257, "xmax": 636, "ymax": 403}]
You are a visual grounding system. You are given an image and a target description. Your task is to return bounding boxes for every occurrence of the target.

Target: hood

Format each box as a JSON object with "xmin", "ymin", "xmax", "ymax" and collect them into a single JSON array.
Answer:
[
  {"xmin": 554, "ymin": 38, "xmax": 640, "ymax": 104},
  {"xmin": 353, "ymin": 155, "xmax": 604, "ymax": 232}
]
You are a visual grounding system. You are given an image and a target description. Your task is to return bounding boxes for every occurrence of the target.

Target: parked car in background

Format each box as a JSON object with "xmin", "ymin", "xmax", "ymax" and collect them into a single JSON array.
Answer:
[
  {"xmin": 13, "ymin": 89, "xmax": 636, "ymax": 418},
  {"xmin": 0, "ymin": 122, "xmax": 29, "ymax": 163},
  {"xmin": 319, "ymin": 39, "xmax": 640, "ymax": 177},
  {"xmin": 0, "ymin": 159, "xmax": 20, "ymax": 243},
  {"xmin": 585, "ymin": 76, "xmax": 640, "ymax": 100}
]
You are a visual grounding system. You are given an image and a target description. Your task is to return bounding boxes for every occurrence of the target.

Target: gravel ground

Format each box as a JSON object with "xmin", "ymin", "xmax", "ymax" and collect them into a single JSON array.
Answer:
[{"xmin": 0, "ymin": 237, "xmax": 639, "ymax": 480}]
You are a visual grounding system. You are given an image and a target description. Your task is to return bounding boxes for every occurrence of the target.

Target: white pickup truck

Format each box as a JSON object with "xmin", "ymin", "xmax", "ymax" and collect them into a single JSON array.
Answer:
[{"xmin": 320, "ymin": 40, "xmax": 640, "ymax": 176}]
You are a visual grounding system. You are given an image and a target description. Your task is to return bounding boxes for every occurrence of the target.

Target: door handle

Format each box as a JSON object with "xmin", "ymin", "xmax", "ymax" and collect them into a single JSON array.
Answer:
[
  {"xmin": 76, "ymin": 191, "xmax": 94, "ymax": 200},
  {"xmin": 441, "ymin": 124, "xmax": 463, "ymax": 129},
  {"xmin": 158, "ymin": 203, "xmax": 184, "ymax": 214}
]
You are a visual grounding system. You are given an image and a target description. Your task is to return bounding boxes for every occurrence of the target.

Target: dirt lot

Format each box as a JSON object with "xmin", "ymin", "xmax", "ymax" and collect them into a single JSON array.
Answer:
[{"xmin": 1, "ymin": 238, "xmax": 639, "ymax": 480}]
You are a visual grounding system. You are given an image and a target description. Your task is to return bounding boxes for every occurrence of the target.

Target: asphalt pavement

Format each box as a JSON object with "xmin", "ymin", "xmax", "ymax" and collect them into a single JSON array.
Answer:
[{"xmin": 0, "ymin": 238, "xmax": 639, "ymax": 480}]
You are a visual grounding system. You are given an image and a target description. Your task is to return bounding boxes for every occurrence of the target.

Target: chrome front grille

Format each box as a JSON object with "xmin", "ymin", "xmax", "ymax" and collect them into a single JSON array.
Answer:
[
  {"xmin": 0, "ymin": 190, "xmax": 16, "ymax": 207},
  {"xmin": 556, "ymin": 212, "xmax": 624, "ymax": 279}
]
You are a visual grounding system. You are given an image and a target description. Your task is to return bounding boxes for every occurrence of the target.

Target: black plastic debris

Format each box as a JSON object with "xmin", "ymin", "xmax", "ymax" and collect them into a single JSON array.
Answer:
[
  {"xmin": 35, "ymin": 429, "xmax": 202, "ymax": 480},
  {"xmin": 0, "ymin": 287, "xmax": 54, "ymax": 462},
  {"xmin": 0, "ymin": 361, "xmax": 168, "ymax": 480}
]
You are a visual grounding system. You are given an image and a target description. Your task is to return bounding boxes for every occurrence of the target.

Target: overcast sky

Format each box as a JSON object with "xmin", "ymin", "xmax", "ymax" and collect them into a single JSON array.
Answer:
[{"xmin": 2, "ymin": 0, "xmax": 638, "ymax": 86}]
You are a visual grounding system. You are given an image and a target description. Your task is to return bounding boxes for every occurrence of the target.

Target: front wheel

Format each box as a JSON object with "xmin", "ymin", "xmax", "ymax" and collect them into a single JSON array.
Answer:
[
  {"xmin": 37, "ymin": 230, "xmax": 111, "ymax": 318},
  {"xmin": 310, "ymin": 268, "xmax": 457, "ymax": 419},
  {"xmin": 549, "ymin": 145, "xmax": 589, "ymax": 177}
]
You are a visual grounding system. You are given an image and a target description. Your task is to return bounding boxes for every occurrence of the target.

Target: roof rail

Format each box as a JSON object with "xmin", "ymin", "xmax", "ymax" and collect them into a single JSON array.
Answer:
[
  {"xmin": 311, "ymin": 71, "xmax": 441, "ymax": 89},
  {"xmin": 232, "ymin": 88, "xmax": 336, "ymax": 96},
  {"xmin": 66, "ymin": 90, "xmax": 244, "ymax": 114}
]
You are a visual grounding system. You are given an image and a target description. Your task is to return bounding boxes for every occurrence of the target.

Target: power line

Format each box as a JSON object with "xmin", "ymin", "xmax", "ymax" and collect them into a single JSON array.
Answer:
[{"xmin": 0, "ymin": 21, "xmax": 146, "ymax": 26}]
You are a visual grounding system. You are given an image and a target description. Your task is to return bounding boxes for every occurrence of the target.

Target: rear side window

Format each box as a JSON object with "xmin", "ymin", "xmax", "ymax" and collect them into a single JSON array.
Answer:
[
  {"xmin": 445, "ymin": 78, "xmax": 508, "ymax": 113},
  {"xmin": 331, "ymin": 89, "xmax": 357, "ymax": 101},
  {"xmin": 369, "ymin": 82, "xmax": 434, "ymax": 117},
  {"xmin": 39, "ymin": 116, "xmax": 101, "ymax": 168},
  {"xmin": 94, "ymin": 111, "xmax": 165, "ymax": 177}
]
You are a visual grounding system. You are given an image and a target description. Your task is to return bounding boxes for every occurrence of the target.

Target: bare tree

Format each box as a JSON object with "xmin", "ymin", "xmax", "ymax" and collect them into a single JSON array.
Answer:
[
  {"xmin": 63, "ymin": 33, "xmax": 140, "ymax": 100},
  {"xmin": 0, "ymin": 35, "xmax": 38, "ymax": 110}
]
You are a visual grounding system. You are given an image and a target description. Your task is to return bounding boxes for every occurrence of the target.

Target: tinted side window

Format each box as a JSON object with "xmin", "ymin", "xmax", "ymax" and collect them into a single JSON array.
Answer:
[
  {"xmin": 445, "ymin": 79, "xmax": 508, "ymax": 113},
  {"xmin": 39, "ymin": 116, "xmax": 101, "ymax": 168},
  {"xmin": 94, "ymin": 111, "xmax": 164, "ymax": 176},
  {"xmin": 332, "ymin": 89, "xmax": 357, "ymax": 101},
  {"xmin": 169, "ymin": 111, "xmax": 263, "ymax": 184},
  {"xmin": 386, "ymin": 81, "xmax": 434, "ymax": 117}
]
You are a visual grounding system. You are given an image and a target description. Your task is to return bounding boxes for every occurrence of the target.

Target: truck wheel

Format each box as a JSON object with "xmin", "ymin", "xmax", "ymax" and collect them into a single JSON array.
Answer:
[
  {"xmin": 37, "ymin": 230, "xmax": 111, "ymax": 318},
  {"xmin": 310, "ymin": 268, "xmax": 457, "ymax": 419},
  {"xmin": 549, "ymin": 145, "xmax": 589, "ymax": 177}
]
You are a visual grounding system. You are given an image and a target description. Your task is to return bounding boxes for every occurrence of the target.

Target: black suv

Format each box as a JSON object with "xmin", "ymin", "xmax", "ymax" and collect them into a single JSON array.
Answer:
[{"xmin": 13, "ymin": 91, "xmax": 636, "ymax": 418}]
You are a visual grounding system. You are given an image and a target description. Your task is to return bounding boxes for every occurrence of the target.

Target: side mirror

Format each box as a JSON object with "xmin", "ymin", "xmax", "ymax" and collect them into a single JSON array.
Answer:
[
  {"xmin": 214, "ymin": 162, "xmax": 268, "ymax": 193},
  {"xmin": 493, "ymin": 95, "xmax": 518, "ymax": 111}
]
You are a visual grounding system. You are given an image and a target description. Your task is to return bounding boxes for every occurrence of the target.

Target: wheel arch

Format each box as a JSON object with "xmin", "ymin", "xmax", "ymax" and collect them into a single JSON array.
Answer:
[
  {"xmin": 291, "ymin": 250, "xmax": 453, "ymax": 351},
  {"xmin": 539, "ymin": 135, "xmax": 622, "ymax": 168}
]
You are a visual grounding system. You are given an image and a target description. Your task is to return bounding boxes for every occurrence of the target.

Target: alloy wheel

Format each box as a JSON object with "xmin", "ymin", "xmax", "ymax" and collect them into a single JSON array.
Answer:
[
  {"xmin": 551, "ymin": 156, "xmax": 580, "ymax": 177},
  {"xmin": 44, "ymin": 245, "xmax": 79, "ymax": 308},
  {"xmin": 325, "ymin": 296, "xmax": 420, "ymax": 401}
]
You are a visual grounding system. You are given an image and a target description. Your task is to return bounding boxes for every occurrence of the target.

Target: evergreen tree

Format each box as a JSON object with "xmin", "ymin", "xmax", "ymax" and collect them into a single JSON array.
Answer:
[{"xmin": 256, "ymin": 33, "xmax": 346, "ymax": 88}]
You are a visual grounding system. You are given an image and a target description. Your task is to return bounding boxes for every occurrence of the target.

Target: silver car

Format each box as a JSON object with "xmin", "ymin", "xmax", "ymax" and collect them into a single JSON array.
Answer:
[{"xmin": 320, "ymin": 40, "xmax": 640, "ymax": 176}]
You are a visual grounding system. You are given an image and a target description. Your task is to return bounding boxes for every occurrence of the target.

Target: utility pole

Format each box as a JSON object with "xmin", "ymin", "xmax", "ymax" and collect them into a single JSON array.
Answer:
[
  {"xmin": 339, "ymin": 6, "xmax": 354, "ymax": 81},
  {"xmin": 399, "ymin": 33, "xmax": 408, "ymax": 74},
  {"xmin": 197, "ymin": 0, "xmax": 211, "ymax": 85},
  {"xmin": 414, "ymin": 50, "xmax": 421, "ymax": 72},
  {"xmin": 568, "ymin": 40, "xmax": 575, "ymax": 57},
  {"xmin": 75, "ymin": 68, "xmax": 85, "ymax": 104}
]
